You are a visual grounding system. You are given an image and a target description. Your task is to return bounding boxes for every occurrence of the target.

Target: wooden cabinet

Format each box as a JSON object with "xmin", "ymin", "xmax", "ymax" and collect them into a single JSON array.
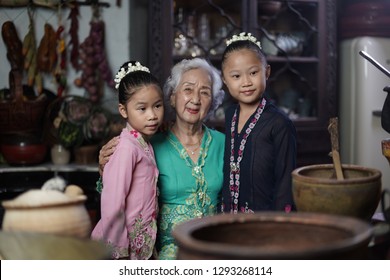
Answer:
[{"xmin": 148, "ymin": 0, "xmax": 338, "ymax": 166}]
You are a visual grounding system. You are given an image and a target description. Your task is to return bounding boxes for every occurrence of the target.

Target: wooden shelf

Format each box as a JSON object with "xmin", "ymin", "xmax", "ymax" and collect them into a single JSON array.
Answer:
[{"xmin": 0, "ymin": 163, "xmax": 98, "ymax": 173}]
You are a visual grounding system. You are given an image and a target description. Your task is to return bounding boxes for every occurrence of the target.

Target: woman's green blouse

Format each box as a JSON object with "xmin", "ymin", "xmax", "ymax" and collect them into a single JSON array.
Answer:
[{"xmin": 151, "ymin": 126, "xmax": 225, "ymax": 259}]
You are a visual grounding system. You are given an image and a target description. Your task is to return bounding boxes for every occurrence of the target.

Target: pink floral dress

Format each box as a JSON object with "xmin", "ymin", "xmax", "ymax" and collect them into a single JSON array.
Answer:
[{"xmin": 91, "ymin": 125, "xmax": 159, "ymax": 259}]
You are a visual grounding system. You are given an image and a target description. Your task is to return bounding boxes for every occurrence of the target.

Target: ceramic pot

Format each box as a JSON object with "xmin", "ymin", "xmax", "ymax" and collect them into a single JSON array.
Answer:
[
  {"xmin": 73, "ymin": 144, "xmax": 98, "ymax": 164},
  {"xmin": 260, "ymin": 34, "xmax": 278, "ymax": 56},
  {"xmin": 340, "ymin": 0, "xmax": 390, "ymax": 38},
  {"xmin": 51, "ymin": 144, "xmax": 70, "ymax": 165},
  {"xmin": 172, "ymin": 212, "xmax": 373, "ymax": 260},
  {"xmin": 258, "ymin": 1, "xmax": 282, "ymax": 17},
  {"xmin": 0, "ymin": 231, "xmax": 110, "ymax": 260},
  {"xmin": 292, "ymin": 164, "xmax": 382, "ymax": 221},
  {"xmin": 0, "ymin": 133, "xmax": 47, "ymax": 165},
  {"xmin": 1, "ymin": 186, "xmax": 91, "ymax": 238},
  {"xmin": 275, "ymin": 33, "xmax": 305, "ymax": 56}
]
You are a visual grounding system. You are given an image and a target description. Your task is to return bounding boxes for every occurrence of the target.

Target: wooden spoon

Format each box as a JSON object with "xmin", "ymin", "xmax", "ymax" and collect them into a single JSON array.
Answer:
[{"xmin": 328, "ymin": 117, "xmax": 344, "ymax": 180}]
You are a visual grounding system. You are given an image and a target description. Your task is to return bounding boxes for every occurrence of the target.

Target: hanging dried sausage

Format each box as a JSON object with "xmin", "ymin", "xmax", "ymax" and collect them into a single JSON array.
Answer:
[
  {"xmin": 37, "ymin": 23, "xmax": 57, "ymax": 73},
  {"xmin": 1, "ymin": 21, "xmax": 24, "ymax": 71}
]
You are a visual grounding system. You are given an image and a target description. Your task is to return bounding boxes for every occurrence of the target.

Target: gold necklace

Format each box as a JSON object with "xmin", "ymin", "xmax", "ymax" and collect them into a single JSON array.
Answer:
[
  {"xmin": 184, "ymin": 144, "xmax": 200, "ymax": 155},
  {"xmin": 172, "ymin": 126, "xmax": 203, "ymax": 156}
]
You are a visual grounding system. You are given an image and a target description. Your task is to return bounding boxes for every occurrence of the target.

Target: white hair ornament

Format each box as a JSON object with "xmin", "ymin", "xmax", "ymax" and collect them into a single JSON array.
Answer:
[
  {"xmin": 226, "ymin": 32, "xmax": 262, "ymax": 49},
  {"xmin": 114, "ymin": 62, "xmax": 150, "ymax": 89}
]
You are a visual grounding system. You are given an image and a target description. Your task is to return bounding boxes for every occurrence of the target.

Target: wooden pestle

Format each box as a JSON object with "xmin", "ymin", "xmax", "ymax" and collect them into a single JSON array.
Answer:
[{"xmin": 328, "ymin": 117, "xmax": 345, "ymax": 180}]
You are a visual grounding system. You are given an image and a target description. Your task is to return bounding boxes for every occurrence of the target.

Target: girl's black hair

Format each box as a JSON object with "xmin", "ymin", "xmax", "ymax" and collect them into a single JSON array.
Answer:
[
  {"xmin": 116, "ymin": 60, "xmax": 162, "ymax": 104},
  {"xmin": 221, "ymin": 39, "xmax": 267, "ymax": 71}
]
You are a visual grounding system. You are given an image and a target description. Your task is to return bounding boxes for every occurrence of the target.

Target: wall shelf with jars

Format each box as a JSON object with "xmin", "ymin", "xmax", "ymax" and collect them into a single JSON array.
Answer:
[{"xmin": 149, "ymin": 0, "xmax": 338, "ymax": 166}]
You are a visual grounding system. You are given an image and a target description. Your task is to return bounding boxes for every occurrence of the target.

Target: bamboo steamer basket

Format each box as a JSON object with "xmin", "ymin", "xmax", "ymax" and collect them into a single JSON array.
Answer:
[{"xmin": 1, "ymin": 186, "xmax": 92, "ymax": 238}]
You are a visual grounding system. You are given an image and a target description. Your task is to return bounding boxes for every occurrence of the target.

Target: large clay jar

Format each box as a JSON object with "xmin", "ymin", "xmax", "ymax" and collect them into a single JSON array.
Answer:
[
  {"xmin": 0, "ymin": 231, "xmax": 110, "ymax": 260},
  {"xmin": 292, "ymin": 164, "xmax": 382, "ymax": 221},
  {"xmin": 172, "ymin": 212, "xmax": 373, "ymax": 260},
  {"xmin": 1, "ymin": 186, "xmax": 91, "ymax": 238}
]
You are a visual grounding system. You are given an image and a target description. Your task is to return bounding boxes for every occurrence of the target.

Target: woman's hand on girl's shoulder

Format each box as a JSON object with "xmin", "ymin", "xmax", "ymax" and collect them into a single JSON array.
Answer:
[{"xmin": 99, "ymin": 136, "xmax": 120, "ymax": 175}]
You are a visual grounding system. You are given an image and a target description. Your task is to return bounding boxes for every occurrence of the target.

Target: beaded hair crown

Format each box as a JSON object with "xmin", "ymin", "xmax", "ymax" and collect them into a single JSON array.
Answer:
[
  {"xmin": 226, "ymin": 32, "xmax": 262, "ymax": 49},
  {"xmin": 114, "ymin": 61, "xmax": 150, "ymax": 89}
]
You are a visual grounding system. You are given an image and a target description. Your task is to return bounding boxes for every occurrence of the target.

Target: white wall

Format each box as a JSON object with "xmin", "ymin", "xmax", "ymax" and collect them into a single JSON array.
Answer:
[{"xmin": 0, "ymin": 1, "xmax": 130, "ymax": 112}]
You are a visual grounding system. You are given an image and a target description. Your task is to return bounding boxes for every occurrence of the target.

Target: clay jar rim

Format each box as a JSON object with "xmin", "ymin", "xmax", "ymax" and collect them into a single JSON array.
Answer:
[
  {"xmin": 2, "ymin": 196, "xmax": 87, "ymax": 209},
  {"xmin": 0, "ymin": 132, "xmax": 43, "ymax": 145},
  {"xmin": 292, "ymin": 164, "xmax": 382, "ymax": 185},
  {"xmin": 2, "ymin": 189, "xmax": 87, "ymax": 209},
  {"xmin": 172, "ymin": 212, "xmax": 373, "ymax": 259}
]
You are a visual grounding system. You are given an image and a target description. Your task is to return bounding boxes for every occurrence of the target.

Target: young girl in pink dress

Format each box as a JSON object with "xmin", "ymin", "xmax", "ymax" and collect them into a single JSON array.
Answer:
[{"xmin": 91, "ymin": 61, "xmax": 164, "ymax": 259}]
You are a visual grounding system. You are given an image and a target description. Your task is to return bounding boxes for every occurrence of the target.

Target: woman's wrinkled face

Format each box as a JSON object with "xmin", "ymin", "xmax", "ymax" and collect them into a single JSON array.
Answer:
[{"xmin": 171, "ymin": 68, "xmax": 213, "ymax": 125}]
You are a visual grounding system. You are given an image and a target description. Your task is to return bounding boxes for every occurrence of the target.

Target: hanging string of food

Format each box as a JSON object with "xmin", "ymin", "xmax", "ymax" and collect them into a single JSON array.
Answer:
[
  {"xmin": 2, "ymin": 21, "xmax": 24, "ymax": 72},
  {"xmin": 2, "ymin": 1, "xmax": 114, "ymax": 103},
  {"xmin": 36, "ymin": 21, "xmax": 58, "ymax": 95},
  {"xmin": 67, "ymin": 2, "xmax": 80, "ymax": 71},
  {"xmin": 53, "ymin": 5, "xmax": 67, "ymax": 97},
  {"xmin": 1, "ymin": 20, "xmax": 25, "ymax": 102},
  {"xmin": 24, "ymin": 4, "xmax": 67, "ymax": 98},
  {"xmin": 74, "ymin": 5, "xmax": 114, "ymax": 103},
  {"xmin": 22, "ymin": 8, "xmax": 43, "ymax": 94}
]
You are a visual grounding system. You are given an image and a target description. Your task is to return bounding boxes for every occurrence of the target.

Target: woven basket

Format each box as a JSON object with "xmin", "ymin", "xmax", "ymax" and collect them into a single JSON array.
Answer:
[{"xmin": 0, "ymin": 71, "xmax": 48, "ymax": 136}]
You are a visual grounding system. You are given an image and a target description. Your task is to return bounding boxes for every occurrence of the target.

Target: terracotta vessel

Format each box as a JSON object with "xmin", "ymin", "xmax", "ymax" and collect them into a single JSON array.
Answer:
[
  {"xmin": 0, "ymin": 231, "xmax": 110, "ymax": 260},
  {"xmin": 292, "ymin": 164, "xmax": 382, "ymax": 221},
  {"xmin": 0, "ymin": 133, "xmax": 47, "ymax": 165},
  {"xmin": 172, "ymin": 212, "xmax": 373, "ymax": 260},
  {"xmin": 1, "ymin": 186, "xmax": 91, "ymax": 238},
  {"xmin": 73, "ymin": 144, "xmax": 98, "ymax": 164}
]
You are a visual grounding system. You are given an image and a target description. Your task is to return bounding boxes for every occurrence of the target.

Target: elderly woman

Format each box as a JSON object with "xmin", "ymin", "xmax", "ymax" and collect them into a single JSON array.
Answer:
[{"xmin": 98, "ymin": 58, "xmax": 225, "ymax": 259}]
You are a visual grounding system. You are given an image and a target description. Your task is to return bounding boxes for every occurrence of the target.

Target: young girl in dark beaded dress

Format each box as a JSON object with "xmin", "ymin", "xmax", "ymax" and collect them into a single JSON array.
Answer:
[{"xmin": 219, "ymin": 33, "xmax": 297, "ymax": 214}]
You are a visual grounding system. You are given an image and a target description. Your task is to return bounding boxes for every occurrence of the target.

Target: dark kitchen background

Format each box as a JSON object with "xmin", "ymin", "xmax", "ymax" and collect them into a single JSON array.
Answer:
[{"xmin": 0, "ymin": 0, "xmax": 389, "ymax": 245}]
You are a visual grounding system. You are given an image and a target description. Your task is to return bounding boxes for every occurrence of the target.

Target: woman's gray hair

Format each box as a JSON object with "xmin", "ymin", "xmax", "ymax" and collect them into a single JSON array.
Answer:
[{"xmin": 163, "ymin": 58, "xmax": 225, "ymax": 121}]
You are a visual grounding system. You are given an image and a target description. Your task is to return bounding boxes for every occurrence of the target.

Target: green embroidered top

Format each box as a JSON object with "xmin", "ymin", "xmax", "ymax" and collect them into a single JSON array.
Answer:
[{"xmin": 151, "ymin": 126, "xmax": 225, "ymax": 259}]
